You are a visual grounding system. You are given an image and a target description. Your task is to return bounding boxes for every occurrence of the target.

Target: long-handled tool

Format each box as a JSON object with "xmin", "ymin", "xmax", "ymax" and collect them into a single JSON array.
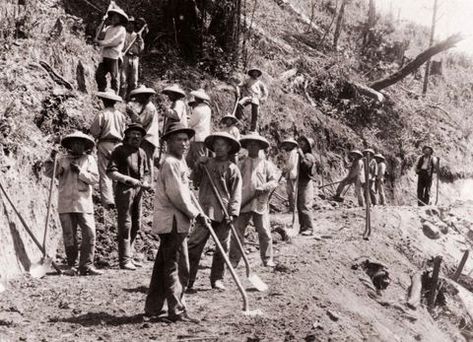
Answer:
[
  {"xmin": 94, "ymin": 1, "xmax": 114, "ymax": 41},
  {"xmin": 190, "ymin": 193, "xmax": 260, "ymax": 315},
  {"xmin": 0, "ymin": 180, "xmax": 61, "ymax": 276},
  {"xmin": 318, "ymin": 180, "xmax": 342, "ymax": 189},
  {"xmin": 42, "ymin": 154, "xmax": 57, "ymax": 257},
  {"xmin": 202, "ymin": 165, "xmax": 268, "ymax": 292},
  {"xmin": 435, "ymin": 157, "xmax": 440, "ymax": 205},
  {"xmin": 363, "ymin": 155, "xmax": 371, "ymax": 240},
  {"xmin": 123, "ymin": 23, "xmax": 148, "ymax": 55}
]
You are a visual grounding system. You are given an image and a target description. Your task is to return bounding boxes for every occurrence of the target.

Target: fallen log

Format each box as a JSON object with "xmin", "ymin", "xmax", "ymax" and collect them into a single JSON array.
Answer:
[
  {"xmin": 428, "ymin": 256, "xmax": 442, "ymax": 308},
  {"xmin": 352, "ymin": 82, "xmax": 385, "ymax": 102},
  {"xmin": 406, "ymin": 272, "xmax": 422, "ymax": 309},
  {"xmin": 39, "ymin": 61, "xmax": 73, "ymax": 90},
  {"xmin": 452, "ymin": 250, "xmax": 469, "ymax": 281}
]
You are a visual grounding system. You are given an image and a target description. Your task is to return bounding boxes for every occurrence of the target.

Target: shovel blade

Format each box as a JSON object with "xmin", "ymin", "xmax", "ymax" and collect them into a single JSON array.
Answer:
[
  {"xmin": 29, "ymin": 258, "xmax": 52, "ymax": 278},
  {"xmin": 248, "ymin": 273, "xmax": 268, "ymax": 292}
]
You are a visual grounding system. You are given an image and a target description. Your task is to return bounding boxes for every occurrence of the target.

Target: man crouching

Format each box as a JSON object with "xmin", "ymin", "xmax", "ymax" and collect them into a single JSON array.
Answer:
[{"xmin": 144, "ymin": 122, "xmax": 209, "ymax": 323}]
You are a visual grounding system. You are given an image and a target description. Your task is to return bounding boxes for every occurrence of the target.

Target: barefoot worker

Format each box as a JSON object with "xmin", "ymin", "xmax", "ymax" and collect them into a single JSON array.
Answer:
[
  {"xmin": 90, "ymin": 90, "xmax": 126, "ymax": 210},
  {"xmin": 230, "ymin": 132, "xmax": 277, "ymax": 267},
  {"xmin": 145, "ymin": 122, "xmax": 209, "ymax": 322},
  {"xmin": 44, "ymin": 132, "xmax": 102, "ymax": 276},
  {"xmin": 107, "ymin": 123, "xmax": 151, "ymax": 271},
  {"xmin": 187, "ymin": 132, "xmax": 242, "ymax": 291}
]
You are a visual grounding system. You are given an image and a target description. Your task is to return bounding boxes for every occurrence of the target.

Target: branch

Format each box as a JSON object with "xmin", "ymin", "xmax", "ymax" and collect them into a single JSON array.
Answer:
[
  {"xmin": 39, "ymin": 61, "xmax": 74, "ymax": 90},
  {"xmin": 369, "ymin": 33, "xmax": 464, "ymax": 91}
]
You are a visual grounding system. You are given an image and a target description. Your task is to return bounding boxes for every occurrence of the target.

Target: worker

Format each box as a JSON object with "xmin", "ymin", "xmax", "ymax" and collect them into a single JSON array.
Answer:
[
  {"xmin": 44, "ymin": 132, "xmax": 102, "ymax": 276},
  {"xmin": 363, "ymin": 148, "xmax": 377, "ymax": 206},
  {"xmin": 127, "ymin": 85, "xmax": 159, "ymax": 182},
  {"xmin": 296, "ymin": 136, "xmax": 316, "ymax": 236},
  {"xmin": 107, "ymin": 123, "xmax": 151, "ymax": 270},
  {"xmin": 94, "ymin": 7, "xmax": 128, "ymax": 93},
  {"xmin": 187, "ymin": 132, "xmax": 242, "ymax": 291},
  {"xmin": 145, "ymin": 122, "xmax": 209, "ymax": 323},
  {"xmin": 229, "ymin": 132, "xmax": 277, "ymax": 267},
  {"xmin": 162, "ymin": 84, "xmax": 188, "ymax": 131},
  {"xmin": 279, "ymin": 138, "xmax": 298, "ymax": 212},
  {"xmin": 186, "ymin": 89, "xmax": 211, "ymax": 169},
  {"xmin": 374, "ymin": 153, "xmax": 387, "ymax": 205},
  {"xmin": 236, "ymin": 67, "xmax": 268, "ymax": 132},
  {"xmin": 90, "ymin": 90, "xmax": 127, "ymax": 209},
  {"xmin": 415, "ymin": 145, "xmax": 437, "ymax": 206},
  {"xmin": 333, "ymin": 150, "xmax": 365, "ymax": 206},
  {"xmin": 220, "ymin": 114, "xmax": 240, "ymax": 163},
  {"xmin": 120, "ymin": 17, "xmax": 145, "ymax": 99}
]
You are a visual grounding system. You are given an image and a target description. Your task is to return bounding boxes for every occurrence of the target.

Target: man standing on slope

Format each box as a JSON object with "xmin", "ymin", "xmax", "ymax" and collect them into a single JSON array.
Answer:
[
  {"xmin": 120, "ymin": 17, "xmax": 145, "ymax": 99},
  {"xmin": 107, "ymin": 123, "xmax": 151, "ymax": 271},
  {"xmin": 297, "ymin": 135, "xmax": 316, "ymax": 236},
  {"xmin": 333, "ymin": 150, "xmax": 365, "ymax": 206},
  {"xmin": 162, "ymin": 85, "xmax": 188, "ymax": 131},
  {"xmin": 363, "ymin": 148, "xmax": 377, "ymax": 206},
  {"xmin": 44, "ymin": 132, "xmax": 102, "ymax": 276},
  {"xmin": 186, "ymin": 89, "xmax": 211, "ymax": 169},
  {"xmin": 145, "ymin": 122, "xmax": 209, "ymax": 323},
  {"xmin": 415, "ymin": 145, "xmax": 437, "ymax": 206},
  {"xmin": 374, "ymin": 153, "xmax": 387, "ymax": 205},
  {"xmin": 90, "ymin": 90, "xmax": 127, "ymax": 210},
  {"xmin": 279, "ymin": 138, "xmax": 298, "ymax": 213}
]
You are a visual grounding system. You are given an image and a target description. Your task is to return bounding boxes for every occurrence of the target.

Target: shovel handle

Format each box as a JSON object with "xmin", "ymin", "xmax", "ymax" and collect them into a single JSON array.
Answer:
[
  {"xmin": 43, "ymin": 155, "xmax": 57, "ymax": 255},
  {"xmin": 201, "ymin": 165, "xmax": 252, "ymax": 277},
  {"xmin": 190, "ymin": 193, "xmax": 249, "ymax": 312},
  {"xmin": 0, "ymin": 180, "xmax": 61, "ymax": 274}
]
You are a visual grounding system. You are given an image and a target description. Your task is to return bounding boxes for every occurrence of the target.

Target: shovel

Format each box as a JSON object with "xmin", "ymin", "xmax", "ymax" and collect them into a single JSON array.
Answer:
[
  {"xmin": 42, "ymin": 154, "xmax": 57, "ymax": 257},
  {"xmin": 202, "ymin": 165, "xmax": 268, "ymax": 292},
  {"xmin": 362, "ymin": 155, "xmax": 372, "ymax": 240},
  {"xmin": 190, "ymin": 193, "xmax": 261, "ymax": 315},
  {"xmin": 0, "ymin": 179, "xmax": 61, "ymax": 277}
]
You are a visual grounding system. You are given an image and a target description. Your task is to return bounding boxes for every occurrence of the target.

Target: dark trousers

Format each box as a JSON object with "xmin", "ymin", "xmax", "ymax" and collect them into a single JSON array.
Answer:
[
  {"xmin": 236, "ymin": 100, "xmax": 259, "ymax": 132},
  {"xmin": 297, "ymin": 180, "xmax": 314, "ymax": 231},
  {"xmin": 115, "ymin": 184, "xmax": 143, "ymax": 266},
  {"xmin": 145, "ymin": 220, "xmax": 189, "ymax": 317},
  {"xmin": 417, "ymin": 170, "xmax": 432, "ymax": 206},
  {"xmin": 96, "ymin": 57, "xmax": 119, "ymax": 92}
]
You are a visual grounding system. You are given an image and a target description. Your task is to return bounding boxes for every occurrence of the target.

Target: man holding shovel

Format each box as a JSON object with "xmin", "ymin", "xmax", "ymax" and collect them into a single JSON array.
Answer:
[
  {"xmin": 332, "ymin": 150, "xmax": 365, "ymax": 206},
  {"xmin": 296, "ymin": 136, "xmax": 316, "ymax": 236},
  {"xmin": 44, "ymin": 132, "xmax": 102, "ymax": 276},
  {"xmin": 120, "ymin": 17, "xmax": 145, "ymax": 99},
  {"xmin": 236, "ymin": 68, "xmax": 268, "ymax": 132},
  {"xmin": 107, "ymin": 123, "xmax": 151, "ymax": 270},
  {"xmin": 229, "ymin": 132, "xmax": 278, "ymax": 267},
  {"xmin": 144, "ymin": 122, "xmax": 209, "ymax": 322},
  {"xmin": 187, "ymin": 132, "xmax": 242, "ymax": 291}
]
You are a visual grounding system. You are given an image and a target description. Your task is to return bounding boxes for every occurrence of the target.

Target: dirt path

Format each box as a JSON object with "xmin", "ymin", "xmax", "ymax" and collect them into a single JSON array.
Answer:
[{"xmin": 0, "ymin": 206, "xmax": 470, "ymax": 341}]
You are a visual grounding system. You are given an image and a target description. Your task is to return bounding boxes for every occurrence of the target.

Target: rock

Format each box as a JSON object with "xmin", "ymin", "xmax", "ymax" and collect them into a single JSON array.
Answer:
[
  {"xmin": 422, "ymin": 223, "xmax": 440, "ymax": 239},
  {"xmin": 326, "ymin": 310, "xmax": 340, "ymax": 322}
]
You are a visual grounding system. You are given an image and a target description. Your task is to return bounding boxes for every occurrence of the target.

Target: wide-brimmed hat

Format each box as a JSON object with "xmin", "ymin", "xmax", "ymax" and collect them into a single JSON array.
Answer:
[
  {"xmin": 130, "ymin": 85, "xmax": 156, "ymax": 97},
  {"xmin": 190, "ymin": 89, "xmax": 210, "ymax": 102},
  {"xmin": 162, "ymin": 85, "xmax": 186, "ymax": 98},
  {"xmin": 247, "ymin": 67, "xmax": 263, "ymax": 77},
  {"xmin": 205, "ymin": 132, "xmax": 241, "ymax": 155},
  {"xmin": 349, "ymin": 149, "xmax": 363, "ymax": 158},
  {"xmin": 363, "ymin": 148, "xmax": 375, "ymax": 155},
  {"xmin": 279, "ymin": 138, "xmax": 298, "ymax": 150},
  {"xmin": 124, "ymin": 123, "xmax": 146, "ymax": 137},
  {"xmin": 422, "ymin": 145, "xmax": 434, "ymax": 153},
  {"xmin": 108, "ymin": 7, "xmax": 129, "ymax": 23},
  {"xmin": 97, "ymin": 90, "xmax": 122, "ymax": 102},
  {"xmin": 161, "ymin": 122, "xmax": 195, "ymax": 141},
  {"xmin": 220, "ymin": 114, "xmax": 239, "ymax": 125},
  {"xmin": 61, "ymin": 131, "xmax": 95, "ymax": 150},
  {"xmin": 298, "ymin": 136, "xmax": 315, "ymax": 150},
  {"xmin": 374, "ymin": 153, "xmax": 385, "ymax": 161},
  {"xmin": 240, "ymin": 132, "xmax": 270, "ymax": 150}
]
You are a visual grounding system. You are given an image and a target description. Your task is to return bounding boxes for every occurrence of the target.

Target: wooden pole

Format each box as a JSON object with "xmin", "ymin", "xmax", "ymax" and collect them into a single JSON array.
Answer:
[
  {"xmin": 422, "ymin": 0, "xmax": 438, "ymax": 95},
  {"xmin": 452, "ymin": 250, "xmax": 469, "ymax": 281},
  {"xmin": 363, "ymin": 155, "xmax": 371, "ymax": 240},
  {"xmin": 435, "ymin": 157, "xmax": 440, "ymax": 205},
  {"xmin": 428, "ymin": 256, "xmax": 442, "ymax": 308}
]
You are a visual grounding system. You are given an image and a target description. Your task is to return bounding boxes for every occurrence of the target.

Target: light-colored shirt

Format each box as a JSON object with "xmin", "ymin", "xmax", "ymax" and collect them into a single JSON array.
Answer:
[
  {"xmin": 192, "ymin": 159, "xmax": 242, "ymax": 222},
  {"xmin": 128, "ymin": 101, "xmax": 160, "ymax": 147},
  {"xmin": 239, "ymin": 78, "xmax": 268, "ymax": 103},
  {"xmin": 282, "ymin": 149, "xmax": 298, "ymax": 180},
  {"xmin": 222, "ymin": 125, "xmax": 240, "ymax": 141},
  {"xmin": 44, "ymin": 154, "xmax": 98, "ymax": 214},
  {"xmin": 123, "ymin": 31, "xmax": 144, "ymax": 56},
  {"xmin": 99, "ymin": 25, "xmax": 126, "ymax": 60},
  {"xmin": 346, "ymin": 158, "xmax": 365, "ymax": 184},
  {"xmin": 377, "ymin": 161, "xmax": 386, "ymax": 180},
  {"xmin": 90, "ymin": 107, "xmax": 127, "ymax": 142},
  {"xmin": 152, "ymin": 155, "xmax": 199, "ymax": 234},
  {"xmin": 165, "ymin": 99, "xmax": 188, "ymax": 128},
  {"xmin": 189, "ymin": 103, "xmax": 211, "ymax": 142},
  {"xmin": 239, "ymin": 156, "xmax": 278, "ymax": 214},
  {"xmin": 367, "ymin": 158, "xmax": 378, "ymax": 181}
]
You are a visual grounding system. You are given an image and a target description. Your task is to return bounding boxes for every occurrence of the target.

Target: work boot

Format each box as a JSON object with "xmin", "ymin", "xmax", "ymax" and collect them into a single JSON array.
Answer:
[
  {"xmin": 211, "ymin": 280, "xmax": 225, "ymax": 291},
  {"xmin": 80, "ymin": 266, "xmax": 103, "ymax": 276},
  {"xmin": 119, "ymin": 238, "xmax": 134, "ymax": 269},
  {"xmin": 65, "ymin": 246, "xmax": 78, "ymax": 267},
  {"xmin": 120, "ymin": 261, "xmax": 137, "ymax": 271},
  {"xmin": 169, "ymin": 312, "xmax": 200, "ymax": 324}
]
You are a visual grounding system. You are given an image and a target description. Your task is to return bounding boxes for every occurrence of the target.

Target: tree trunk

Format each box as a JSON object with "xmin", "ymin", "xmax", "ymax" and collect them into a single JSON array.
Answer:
[
  {"xmin": 333, "ymin": 0, "xmax": 347, "ymax": 49},
  {"xmin": 369, "ymin": 33, "xmax": 464, "ymax": 91},
  {"xmin": 422, "ymin": 0, "xmax": 438, "ymax": 95}
]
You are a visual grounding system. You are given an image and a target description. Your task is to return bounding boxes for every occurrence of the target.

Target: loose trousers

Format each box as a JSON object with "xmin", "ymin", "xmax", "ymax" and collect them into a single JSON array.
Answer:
[
  {"xmin": 417, "ymin": 170, "xmax": 432, "ymax": 206},
  {"xmin": 95, "ymin": 57, "xmax": 119, "ymax": 93},
  {"xmin": 120, "ymin": 55, "xmax": 139, "ymax": 99},
  {"xmin": 188, "ymin": 220, "xmax": 231, "ymax": 286},
  {"xmin": 115, "ymin": 184, "xmax": 143, "ymax": 266},
  {"xmin": 335, "ymin": 177, "xmax": 364, "ymax": 207},
  {"xmin": 236, "ymin": 97, "xmax": 259, "ymax": 132},
  {"xmin": 286, "ymin": 178, "xmax": 296, "ymax": 212},
  {"xmin": 229, "ymin": 211, "xmax": 273, "ymax": 266},
  {"xmin": 376, "ymin": 178, "xmax": 386, "ymax": 205},
  {"xmin": 364, "ymin": 180, "xmax": 377, "ymax": 206},
  {"xmin": 141, "ymin": 140, "xmax": 156, "ymax": 183},
  {"xmin": 145, "ymin": 221, "xmax": 189, "ymax": 317},
  {"xmin": 59, "ymin": 213, "xmax": 96, "ymax": 270},
  {"xmin": 97, "ymin": 141, "xmax": 118, "ymax": 207},
  {"xmin": 297, "ymin": 180, "xmax": 314, "ymax": 232}
]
